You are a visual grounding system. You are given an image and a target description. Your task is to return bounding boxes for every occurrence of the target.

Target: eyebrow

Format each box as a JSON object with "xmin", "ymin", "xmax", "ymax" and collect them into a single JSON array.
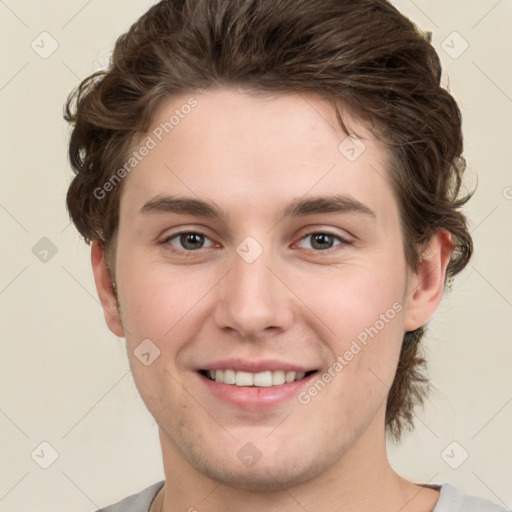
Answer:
[
  {"xmin": 140, "ymin": 195, "xmax": 226, "ymax": 219},
  {"xmin": 283, "ymin": 195, "xmax": 375, "ymax": 218},
  {"xmin": 139, "ymin": 194, "xmax": 376, "ymax": 221}
]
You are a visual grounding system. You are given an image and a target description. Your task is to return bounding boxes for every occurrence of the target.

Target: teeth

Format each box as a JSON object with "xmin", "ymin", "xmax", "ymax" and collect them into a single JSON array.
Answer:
[
  {"xmin": 253, "ymin": 371, "xmax": 272, "ymax": 387},
  {"xmin": 235, "ymin": 371, "xmax": 253, "ymax": 386},
  {"xmin": 223, "ymin": 369, "xmax": 236, "ymax": 384},
  {"xmin": 285, "ymin": 371, "xmax": 296, "ymax": 383},
  {"xmin": 205, "ymin": 369, "xmax": 310, "ymax": 387},
  {"xmin": 272, "ymin": 370, "xmax": 285, "ymax": 385}
]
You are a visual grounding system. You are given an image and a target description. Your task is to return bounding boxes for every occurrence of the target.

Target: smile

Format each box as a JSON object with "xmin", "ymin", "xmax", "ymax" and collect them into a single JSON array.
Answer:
[{"xmin": 200, "ymin": 369, "xmax": 316, "ymax": 387}]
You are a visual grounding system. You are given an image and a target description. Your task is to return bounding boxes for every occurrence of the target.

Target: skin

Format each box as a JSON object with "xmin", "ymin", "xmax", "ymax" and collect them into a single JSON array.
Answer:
[{"xmin": 91, "ymin": 88, "xmax": 453, "ymax": 512}]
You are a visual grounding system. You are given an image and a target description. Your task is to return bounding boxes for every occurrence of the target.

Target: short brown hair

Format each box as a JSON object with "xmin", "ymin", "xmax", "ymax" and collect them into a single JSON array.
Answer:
[{"xmin": 64, "ymin": 0, "xmax": 473, "ymax": 443}]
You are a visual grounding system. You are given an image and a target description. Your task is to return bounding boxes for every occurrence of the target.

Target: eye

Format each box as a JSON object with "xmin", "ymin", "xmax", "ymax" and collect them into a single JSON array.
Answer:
[
  {"xmin": 296, "ymin": 232, "xmax": 348, "ymax": 251},
  {"xmin": 163, "ymin": 231, "xmax": 216, "ymax": 252}
]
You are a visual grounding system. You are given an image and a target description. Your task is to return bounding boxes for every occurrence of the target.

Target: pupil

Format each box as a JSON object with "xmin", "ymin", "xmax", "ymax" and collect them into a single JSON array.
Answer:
[
  {"xmin": 181, "ymin": 233, "xmax": 203, "ymax": 250},
  {"xmin": 312, "ymin": 234, "xmax": 333, "ymax": 250}
]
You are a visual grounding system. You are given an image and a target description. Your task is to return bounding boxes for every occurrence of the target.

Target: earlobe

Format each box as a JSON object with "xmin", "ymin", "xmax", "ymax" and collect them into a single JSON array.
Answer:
[
  {"xmin": 403, "ymin": 230, "xmax": 454, "ymax": 332},
  {"xmin": 90, "ymin": 240, "xmax": 125, "ymax": 338}
]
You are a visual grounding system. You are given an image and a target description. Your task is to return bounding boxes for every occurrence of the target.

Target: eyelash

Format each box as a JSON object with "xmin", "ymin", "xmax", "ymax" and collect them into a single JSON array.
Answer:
[
  {"xmin": 161, "ymin": 230, "xmax": 351, "ymax": 254},
  {"xmin": 297, "ymin": 231, "xmax": 351, "ymax": 251},
  {"xmin": 161, "ymin": 231, "xmax": 217, "ymax": 253}
]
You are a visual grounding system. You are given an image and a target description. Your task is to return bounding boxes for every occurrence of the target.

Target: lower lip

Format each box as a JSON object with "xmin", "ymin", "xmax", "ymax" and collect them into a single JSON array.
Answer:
[{"xmin": 197, "ymin": 372, "xmax": 317, "ymax": 411}]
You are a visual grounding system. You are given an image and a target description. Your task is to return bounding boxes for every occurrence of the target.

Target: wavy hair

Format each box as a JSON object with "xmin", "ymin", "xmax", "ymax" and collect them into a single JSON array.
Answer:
[{"xmin": 64, "ymin": 0, "xmax": 473, "ymax": 443}]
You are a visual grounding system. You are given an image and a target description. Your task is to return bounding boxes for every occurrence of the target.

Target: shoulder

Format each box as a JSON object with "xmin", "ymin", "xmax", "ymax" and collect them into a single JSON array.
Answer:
[
  {"xmin": 434, "ymin": 483, "xmax": 510, "ymax": 512},
  {"xmin": 92, "ymin": 481, "xmax": 165, "ymax": 512}
]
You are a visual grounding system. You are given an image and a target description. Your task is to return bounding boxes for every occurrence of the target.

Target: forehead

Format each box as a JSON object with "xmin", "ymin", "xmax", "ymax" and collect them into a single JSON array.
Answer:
[{"xmin": 119, "ymin": 88, "xmax": 396, "ymax": 224}]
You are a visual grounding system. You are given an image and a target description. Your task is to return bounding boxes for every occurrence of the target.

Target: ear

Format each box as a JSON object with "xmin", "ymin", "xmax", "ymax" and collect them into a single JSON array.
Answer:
[
  {"xmin": 403, "ymin": 229, "xmax": 454, "ymax": 332},
  {"xmin": 91, "ymin": 240, "xmax": 125, "ymax": 338}
]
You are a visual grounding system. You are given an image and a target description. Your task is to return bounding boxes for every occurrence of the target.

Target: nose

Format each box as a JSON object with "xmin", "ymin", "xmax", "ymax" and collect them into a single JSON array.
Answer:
[{"xmin": 213, "ymin": 248, "xmax": 295, "ymax": 340}]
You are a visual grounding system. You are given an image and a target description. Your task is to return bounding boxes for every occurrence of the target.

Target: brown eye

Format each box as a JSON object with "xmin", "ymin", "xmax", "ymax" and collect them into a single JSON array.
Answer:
[
  {"xmin": 181, "ymin": 233, "xmax": 205, "ymax": 250},
  {"xmin": 297, "ymin": 232, "xmax": 348, "ymax": 251},
  {"xmin": 310, "ymin": 233, "xmax": 336, "ymax": 250},
  {"xmin": 164, "ymin": 232, "xmax": 214, "ymax": 251}
]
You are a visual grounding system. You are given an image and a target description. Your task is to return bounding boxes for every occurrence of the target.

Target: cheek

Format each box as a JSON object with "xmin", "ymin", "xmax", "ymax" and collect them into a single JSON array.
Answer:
[
  {"xmin": 301, "ymin": 262, "xmax": 406, "ymax": 342},
  {"xmin": 297, "ymin": 261, "xmax": 406, "ymax": 393},
  {"xmin": 117, "ymin": 258, "xmax": 214, "ymax": 344}
]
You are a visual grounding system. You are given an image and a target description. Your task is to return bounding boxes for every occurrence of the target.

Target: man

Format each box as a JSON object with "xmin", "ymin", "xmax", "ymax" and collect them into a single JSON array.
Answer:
[{"xmin": 64, "ymin": 0, "xmax": 509, "ymax": 511}]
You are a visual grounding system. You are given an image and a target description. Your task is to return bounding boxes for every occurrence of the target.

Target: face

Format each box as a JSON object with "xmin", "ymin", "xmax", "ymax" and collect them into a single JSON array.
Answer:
[{"xmin": 95, "ymin": 88, "xmax": 438, "ymax": 491}]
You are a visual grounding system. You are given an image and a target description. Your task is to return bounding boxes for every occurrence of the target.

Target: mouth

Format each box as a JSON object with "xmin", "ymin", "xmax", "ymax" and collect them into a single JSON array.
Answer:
[
  {"xmin": 198, "ymin": 369, "xmax": 318, "ymax": 387},
  {"xmin": 194, "ymin": 359, "xmax": 320, "ymax": 410}
]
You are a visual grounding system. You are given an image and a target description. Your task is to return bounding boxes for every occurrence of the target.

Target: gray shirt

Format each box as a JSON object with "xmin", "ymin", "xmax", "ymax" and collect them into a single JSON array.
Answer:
[{"xmin": 95, "ymin": 480, "xmax": 510, "ymax": 511}]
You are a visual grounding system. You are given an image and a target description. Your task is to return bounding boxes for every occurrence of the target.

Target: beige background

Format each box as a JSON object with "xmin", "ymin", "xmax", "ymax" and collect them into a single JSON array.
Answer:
[{"xmin": 0, "ymin": 1, "xmax": 511, "ymax": 510}]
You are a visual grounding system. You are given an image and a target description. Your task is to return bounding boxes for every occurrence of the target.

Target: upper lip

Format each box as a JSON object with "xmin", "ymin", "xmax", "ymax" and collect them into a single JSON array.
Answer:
[{"xmin": 197, "ymin": 358, "xmax": 317, "ymax": 373}]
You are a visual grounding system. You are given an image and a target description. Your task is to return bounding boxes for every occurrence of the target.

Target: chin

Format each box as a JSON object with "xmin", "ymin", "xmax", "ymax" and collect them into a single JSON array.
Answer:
[
  {"xmin": 182, "ymin": 441, "xmax": 334, "ymax": 492},
  {"xmin": 201, "ymin": 463, "xmax": 322, "ymax": 492}
]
